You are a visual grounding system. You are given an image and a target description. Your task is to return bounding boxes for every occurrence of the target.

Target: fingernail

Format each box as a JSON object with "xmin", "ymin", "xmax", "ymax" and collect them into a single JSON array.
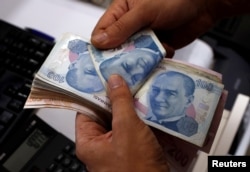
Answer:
[
  {"xmin": 92, "ymin": 32, "xmax": 108, "ymax": 43},
  {"xmin": 108, "ymin": 75, "xmax": 123, "ymax": 89}
]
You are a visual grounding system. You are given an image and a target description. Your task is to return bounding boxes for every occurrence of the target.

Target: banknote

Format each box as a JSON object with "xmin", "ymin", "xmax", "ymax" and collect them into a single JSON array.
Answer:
[
  {"xmin": 134, "ymin": 58, "xmax": 224, "ymax": 147},
  {"xmin": 88, "ymin": 29, "xmax": 166, "ymax": 95}
]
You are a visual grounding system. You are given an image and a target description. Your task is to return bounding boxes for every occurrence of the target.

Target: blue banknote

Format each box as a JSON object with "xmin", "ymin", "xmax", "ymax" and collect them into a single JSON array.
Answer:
[
  {"xmin": 88, "ymin": 29, "xmax": 166, "ymax": 95},
  {"xmin": 134, "ymin": 58, "xmax": 224, "ymax": 147}
]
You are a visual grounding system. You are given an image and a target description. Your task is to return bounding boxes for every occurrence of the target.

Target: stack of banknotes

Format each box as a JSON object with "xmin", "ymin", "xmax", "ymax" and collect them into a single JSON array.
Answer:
[{"xmin": 24, "ymin": 30, "xmax": 227, "ymax": 171}]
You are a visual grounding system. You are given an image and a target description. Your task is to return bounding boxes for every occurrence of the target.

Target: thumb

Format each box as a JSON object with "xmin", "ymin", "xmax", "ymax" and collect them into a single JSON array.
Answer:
[
  {"xmin": 108, "ymin": 75, "xmax": 144, "ymax": 133},
  {"xmin": 91, "ymin": 9, "xmax": 148, "ymax": 49}
]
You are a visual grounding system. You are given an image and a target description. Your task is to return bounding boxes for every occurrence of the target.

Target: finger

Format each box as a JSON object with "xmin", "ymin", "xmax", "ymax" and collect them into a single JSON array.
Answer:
[
  {"xmin": 107, "ymin": 75, "xmax": 145, "ymax": 133},
  {"xmin": 75, "ymin": 112, "xmax": 108, "ymax": 145},
  {"xmin": 91, "ymin": 6, "xmax": 151, "ymax": 49},
  {"xmin": 92, "ymin": 0, "xmax": 129, "ymax": 34},
  {"xmin": 75, "ymin": 113, "xmax": 113, "ymax": 166}
]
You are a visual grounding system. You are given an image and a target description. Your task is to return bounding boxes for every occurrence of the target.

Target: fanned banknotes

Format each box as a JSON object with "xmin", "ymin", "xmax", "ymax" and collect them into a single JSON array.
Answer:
[{"xmin": 24, "ymin": 31, "xmax": 224, "ymax": 148}]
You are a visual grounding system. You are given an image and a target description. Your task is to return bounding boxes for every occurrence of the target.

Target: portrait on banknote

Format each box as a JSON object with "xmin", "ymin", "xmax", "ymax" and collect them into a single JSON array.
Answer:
[
  {"xmin": 134, "ymin": 59, "xmax": 224, "ymax": 146},
  {"xmin": 66, "ymin": 39, "xmax": 104, "ymax": 93},
  {"xmin": 88, "ymin": 30, "xmax": 166, "ymax": 94},
  {"xmin": 145, "ymin": 71, "xmax": 198, "ymax": 137},
  {"xmin": 99, "ymin": 48, "xmax": 161, "ymax": 90}
]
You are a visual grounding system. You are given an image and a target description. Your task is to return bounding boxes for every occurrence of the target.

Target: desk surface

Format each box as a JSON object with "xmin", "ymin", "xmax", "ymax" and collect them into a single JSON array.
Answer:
[
  {"xmin": 1, "ymin": 0, "xmax": 214, "ymax": 142},
  {"xmin": 1, "ymin": 0, "xmax": 105, "ymax": 40}
]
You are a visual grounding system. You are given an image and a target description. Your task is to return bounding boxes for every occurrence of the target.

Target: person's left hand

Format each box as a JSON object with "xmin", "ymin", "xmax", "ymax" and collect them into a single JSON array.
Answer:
[{"xmin": 75, "ymin": 74, "xmax": 169, "ymax": 172}]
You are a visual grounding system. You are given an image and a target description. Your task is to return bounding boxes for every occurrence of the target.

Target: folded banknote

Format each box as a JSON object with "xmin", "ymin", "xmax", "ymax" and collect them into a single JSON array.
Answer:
[{"xmin": 24, "ymin": 31, "xmax": 224, "ymax": 148}]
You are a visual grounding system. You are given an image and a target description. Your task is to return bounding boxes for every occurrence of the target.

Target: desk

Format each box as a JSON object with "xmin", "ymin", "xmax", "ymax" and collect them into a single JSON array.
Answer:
[{"xmin": 1, "ymin": 0, "xmax": 105, "ymax": 40}]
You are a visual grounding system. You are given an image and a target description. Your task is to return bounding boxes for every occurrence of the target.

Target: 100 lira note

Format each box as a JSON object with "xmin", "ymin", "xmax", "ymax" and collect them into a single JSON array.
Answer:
[{"xmin": 134, "ymin": 58, "xmax": 224, "ymax": 147}]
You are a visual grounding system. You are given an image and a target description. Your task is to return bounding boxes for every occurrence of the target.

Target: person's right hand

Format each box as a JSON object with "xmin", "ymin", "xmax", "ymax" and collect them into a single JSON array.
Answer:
[
  {"xmin": 90, "ymin": 0, "xmax": 215, "ymax": 55},
  {"xmin": 91, "ymin": 0, "xmax": 250, "ymax": 57}
]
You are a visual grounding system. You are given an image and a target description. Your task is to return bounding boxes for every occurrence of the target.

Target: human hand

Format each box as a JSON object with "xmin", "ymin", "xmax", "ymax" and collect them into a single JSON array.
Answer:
[
  {"xmin": 75, "ymin": 74, "xmax": 169, "ymax": 172},
  {"xmin": 91, "ymin": 0, "xmax": 215, "ymax": 56},
  {"xmin": 91, "ymin": 0, "xmax": 250, "ymax": 56}
]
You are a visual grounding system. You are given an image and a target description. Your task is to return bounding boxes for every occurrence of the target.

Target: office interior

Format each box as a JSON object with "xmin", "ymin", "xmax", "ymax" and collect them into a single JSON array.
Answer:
[{"xmin": 0, "ymin": 0, "xmax": 249, "ymax": 172}]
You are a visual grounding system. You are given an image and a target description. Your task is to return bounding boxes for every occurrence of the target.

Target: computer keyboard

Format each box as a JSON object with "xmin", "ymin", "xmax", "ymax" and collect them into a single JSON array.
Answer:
[
  {"xmin": 0, "ymin": 19, "xmax": 54, "ymax": 146},
  {"xmin": 0, "ymin": 20, "xmax": 88, "ymax": 172}
]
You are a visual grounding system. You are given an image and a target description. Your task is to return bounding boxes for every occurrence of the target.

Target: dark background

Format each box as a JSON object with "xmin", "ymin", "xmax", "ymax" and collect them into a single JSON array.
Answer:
[
  {"xmin": 200, "ymin": 15, "xmax": 250, "ymax": 155},
  {"xmin": 200, "ymin": 14, "xmax": 250, "ymax": 111}
]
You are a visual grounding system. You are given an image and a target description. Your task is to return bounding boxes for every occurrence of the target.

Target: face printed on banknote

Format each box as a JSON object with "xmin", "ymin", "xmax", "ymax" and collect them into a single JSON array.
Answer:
[
  {"xmin": 135, "ymin": 59, "xmax": 224, "ymax": 147},
  {"xmin": 66, "ymin": 39, "xmax": 104, "ymax": 93},
  {"xmin": 146, "ymin": 71, "xmax": 198, "ymax": 137},
  {"xmin": 88, "ymin": 30, "xmax": 166, "ymax": 94},
  {"xmin": 99, "ymin": 48, "xmax": 161, "ymax": 89}
]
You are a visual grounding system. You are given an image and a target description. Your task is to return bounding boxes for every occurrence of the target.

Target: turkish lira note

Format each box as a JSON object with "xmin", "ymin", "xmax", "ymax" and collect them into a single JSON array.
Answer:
[
  {"xmin": 134, "ymin": 58, "xmax": 224, "ymax": 147},
  {"xmin": 88, "ymin": 29, "xmax": 166, "ymax": 95}
]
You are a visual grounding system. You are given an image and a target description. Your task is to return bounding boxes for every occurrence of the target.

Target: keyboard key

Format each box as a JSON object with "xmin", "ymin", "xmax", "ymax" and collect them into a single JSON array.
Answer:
[
  {"xmin": 54, "ymin": 167, "xmax": 64, "ymax": 172},
  {"xmin": 69, "ymin": 161, "xmax": 81, "ymax": 172},
  {"xmin": 34, "ymin": 50, "xmax": 46, "ymax": 60},
  {"xmin": 62, "ymin": 157, "xmax": 72, "ymax": 167},
  {"xmin": 63, "ymin": 144, "xmax": 72, "ymax": 153},
  {"xmin": 16, "ymin": 91, "xmax": 28, "ymax": 102},
  {"xmin": 55, "ymin": 153, "xmax": 65, "ymax": 162},
  {"xmin": 28, "ymin": 37, "xmax": 41, "ymax": 47},
  {"xmin": 47, "ymin": 162, "xmax": 57, "ymax": 172}
]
